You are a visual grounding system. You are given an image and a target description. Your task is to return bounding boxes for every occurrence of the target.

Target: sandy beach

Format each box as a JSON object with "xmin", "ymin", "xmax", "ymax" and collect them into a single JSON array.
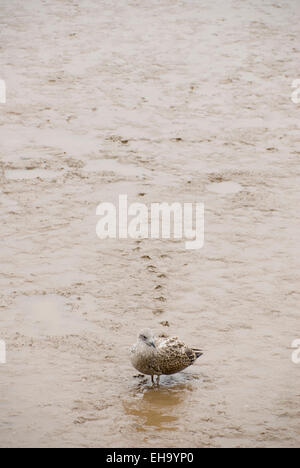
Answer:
[{"xmin": 0, "ymin": 0, "xmax": 300, "ymax": 448}]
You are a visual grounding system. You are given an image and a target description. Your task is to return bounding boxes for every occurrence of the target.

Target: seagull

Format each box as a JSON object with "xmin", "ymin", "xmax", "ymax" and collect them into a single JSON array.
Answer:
[{"xmin": 130, "ymin": 329, "xmax": 203, "ymax": 385}]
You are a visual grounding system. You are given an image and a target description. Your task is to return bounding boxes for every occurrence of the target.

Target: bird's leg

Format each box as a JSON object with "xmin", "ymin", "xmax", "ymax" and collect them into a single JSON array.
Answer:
[
  {"xmin": 151, "ymin": 375, "xmax": 155, "ymax": 385},
  {"xmin": 156, "ymin": 375, "xmax": 160, "ymax": 386}
]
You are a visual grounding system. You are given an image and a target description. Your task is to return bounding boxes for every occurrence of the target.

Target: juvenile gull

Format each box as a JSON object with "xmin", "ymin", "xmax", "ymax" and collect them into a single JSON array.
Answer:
[{"xmin": 130, "ymin": 329, "xmax": 203, "ymax": 385}]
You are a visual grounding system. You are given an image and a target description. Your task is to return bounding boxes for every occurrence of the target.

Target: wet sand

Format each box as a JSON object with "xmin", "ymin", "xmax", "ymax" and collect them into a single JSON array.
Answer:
[{"xmin": 1, "ymin": 0, "xmax": 300, "ymax": 448}]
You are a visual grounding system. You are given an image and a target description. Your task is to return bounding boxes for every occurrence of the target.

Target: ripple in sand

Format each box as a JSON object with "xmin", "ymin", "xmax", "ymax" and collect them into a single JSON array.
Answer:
[
  {"xmin": 83, "ymin": 159, "xmax": 150, "ymax": 178},
  {"xmin": 5, "ymin": 169, "xmax": 59, "ymax": 180}
]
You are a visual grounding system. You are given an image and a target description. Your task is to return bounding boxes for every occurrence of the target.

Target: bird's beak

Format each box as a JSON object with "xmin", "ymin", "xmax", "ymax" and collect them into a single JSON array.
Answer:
[{"xmin": 150, "ymin": 341, "xmax": 156, "ymax": 349}]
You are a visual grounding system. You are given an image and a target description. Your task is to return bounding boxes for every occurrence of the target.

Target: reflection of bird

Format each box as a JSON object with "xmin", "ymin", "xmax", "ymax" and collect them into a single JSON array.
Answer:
[{"xmin": 130, "ymin": 329, "xmax": 203, "ymax": 385}]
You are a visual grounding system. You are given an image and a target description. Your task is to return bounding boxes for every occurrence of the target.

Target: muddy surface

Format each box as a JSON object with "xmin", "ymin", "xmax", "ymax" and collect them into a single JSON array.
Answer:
[{"xmin": 1, "ymin": 0, "xmax": 300, "ymax": 448}]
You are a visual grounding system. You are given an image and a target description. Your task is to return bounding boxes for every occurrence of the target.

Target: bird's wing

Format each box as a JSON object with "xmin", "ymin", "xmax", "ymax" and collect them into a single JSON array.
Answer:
[{"xmin": 155, "ymin": 336, "xmax": 199, "ymax": 375}]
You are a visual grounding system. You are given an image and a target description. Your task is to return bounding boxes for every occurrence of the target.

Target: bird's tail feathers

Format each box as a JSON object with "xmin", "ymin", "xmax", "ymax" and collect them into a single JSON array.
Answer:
[{"xmin": 193, "ymin": 349, "xmax": 203, "ymax": 359}]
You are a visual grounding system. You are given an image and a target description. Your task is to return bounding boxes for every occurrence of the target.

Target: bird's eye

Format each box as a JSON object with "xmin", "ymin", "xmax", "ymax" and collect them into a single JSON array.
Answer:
[{"xmin": 142, "ymin": 335, "xmax": 146, "ymax": 340}]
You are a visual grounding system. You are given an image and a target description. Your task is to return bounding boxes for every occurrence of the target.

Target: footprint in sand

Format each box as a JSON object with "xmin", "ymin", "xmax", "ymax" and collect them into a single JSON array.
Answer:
[
  {"xmin": 157, "ymin": 273, "xmax": 167, "ymax": 279},
  {"xmin": 141, "ymin": 255, "xmax": 151, "ymax": 260},
  {"xmin": 153, "ymin": 309, "xmax": 164, "ymax": 316},
  {"xmin": 155, "ymin": 296, "xmax": 167, "ymax": 303}
]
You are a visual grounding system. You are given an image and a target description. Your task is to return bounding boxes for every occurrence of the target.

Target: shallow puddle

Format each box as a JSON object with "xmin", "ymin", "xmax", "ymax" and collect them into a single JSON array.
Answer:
[
  {"xmin": 123, "ymin": 386, "xmax": 186, "ymax": 432},
  {"xmin": 208, "ymin": 181, "xmax": 243, "ymax": 194},
  {"xmin": 13, "ymin": 295, "xmax": 92, "ymax": 337}
]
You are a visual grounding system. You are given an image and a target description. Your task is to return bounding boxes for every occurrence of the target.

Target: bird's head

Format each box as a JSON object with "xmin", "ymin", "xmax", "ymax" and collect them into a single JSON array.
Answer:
[{"xmin": 138, "ymin": 329, "xmax": 156, "ymax": 349}]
